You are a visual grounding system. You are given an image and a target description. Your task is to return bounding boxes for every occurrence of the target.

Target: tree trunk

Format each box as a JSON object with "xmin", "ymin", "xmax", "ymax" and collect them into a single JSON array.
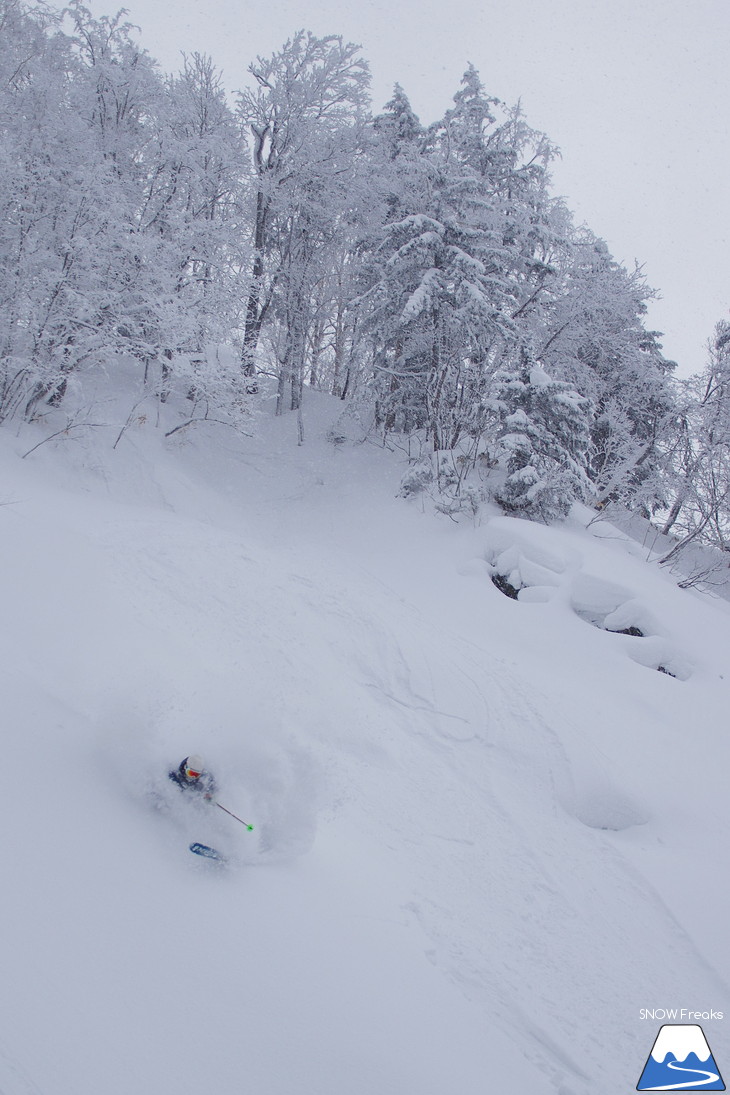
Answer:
[
  {"xmin": 332, "ymin": 302, "xmax": 346, "ymax": 398},
  {"xmin": 661, "ymin": 493, "xmax": 685, "ymax": 536},
  {"xmin": 241, "ymin": 181, "xmax": 269, "ymax": 380}
]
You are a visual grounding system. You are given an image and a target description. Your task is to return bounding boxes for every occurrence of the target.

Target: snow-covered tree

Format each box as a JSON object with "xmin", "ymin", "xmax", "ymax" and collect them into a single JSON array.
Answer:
[
  {"xmin": 660, "ymin": 320, "xmax": 730, "ymax": 558},
  {"xmin": 492, "ymin": 357, "xmax": 593, "ymax": 520},
  {"xmin": 236, "ymin": 32, "xmax": 371, "ymax": 409},
  {"xmin": 0, "ymin": 1, "xmax": 94, "ymax": 420},
  {"xmin": 363, "ymin": 68, "xmax": 561, "ymax": 455},
  {"xmin": 137, "ymin": 52, "xmax": 247, "ymax": 397},
  {"xmin": 66, "ymin": 8, "xmax": 237, "ymax": 392},
  {"xmin": 537, "ymin": 232, "xmax": 677, "ymax": 510},
  {"xmin": 0, "ymin": 3, "xmax": 249, "ymax": 422},
  {"xmin": 372, "ymin": 83, "xmax": 423, "ymax": 163}
]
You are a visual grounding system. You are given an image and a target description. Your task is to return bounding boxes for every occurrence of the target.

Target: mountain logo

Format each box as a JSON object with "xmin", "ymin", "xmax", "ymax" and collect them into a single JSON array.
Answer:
[{"xmin": 637, "ymin": 1024, "xmax": 725, "ymax": 1090}]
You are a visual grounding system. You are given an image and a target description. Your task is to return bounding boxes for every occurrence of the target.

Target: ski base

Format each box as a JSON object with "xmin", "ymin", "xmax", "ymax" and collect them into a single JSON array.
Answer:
[{"xmin": 189, "ymin": 842, "xmax": 227, "ymax": 864}]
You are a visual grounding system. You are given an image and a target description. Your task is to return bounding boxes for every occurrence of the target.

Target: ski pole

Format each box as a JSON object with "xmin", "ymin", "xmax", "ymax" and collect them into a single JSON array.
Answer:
[{"xmin": 216, "ymin": 802, "xmax": 254, "ymax": 831}]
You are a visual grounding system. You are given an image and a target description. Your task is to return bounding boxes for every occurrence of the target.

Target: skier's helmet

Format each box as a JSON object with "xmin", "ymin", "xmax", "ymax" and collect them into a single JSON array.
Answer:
[{"xmin": 185, "ymin": 755, "xmax": 204, "ymax": 779}]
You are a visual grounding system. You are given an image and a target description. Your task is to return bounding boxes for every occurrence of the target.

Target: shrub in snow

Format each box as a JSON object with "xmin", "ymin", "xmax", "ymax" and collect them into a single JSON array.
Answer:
[
  {"xmin": 325, "ymin": 405, "xmax": 375, "ymax": 447},
  {"xmin": 399, "ymin": 459, "xmax": 435, "ymax": 497},
  {"xmin": 398, "ymin": 449, "xmax": 486, "ymax": 519}
]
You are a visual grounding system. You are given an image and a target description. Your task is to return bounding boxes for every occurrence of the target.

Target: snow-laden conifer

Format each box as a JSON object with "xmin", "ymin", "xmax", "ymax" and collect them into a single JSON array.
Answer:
[{"xmin": 493, "ymin": 357, "xmax": 594, "ymax": 520}]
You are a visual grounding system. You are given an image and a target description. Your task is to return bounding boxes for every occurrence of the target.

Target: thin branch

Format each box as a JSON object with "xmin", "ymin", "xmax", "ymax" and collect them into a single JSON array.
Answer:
[
  {"xmin": 164, "ymin": 417, "xmax": 252, "ymax": 438},
  {"xmin": 22, "ymin": 422, "xmax": 113, "ymax": 459}
]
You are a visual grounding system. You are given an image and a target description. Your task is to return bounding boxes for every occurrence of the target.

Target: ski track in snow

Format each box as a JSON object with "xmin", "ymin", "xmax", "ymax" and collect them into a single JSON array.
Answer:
[{"xmin": 0, "ymin": 1039, "xmax": 45, "ymax": 1095}]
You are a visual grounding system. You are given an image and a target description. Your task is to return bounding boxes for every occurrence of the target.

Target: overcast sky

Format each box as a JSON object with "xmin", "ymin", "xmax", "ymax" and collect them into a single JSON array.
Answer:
[{"xmin": 88, "ymin": 0, "xmax": 728, "ymax": 376}]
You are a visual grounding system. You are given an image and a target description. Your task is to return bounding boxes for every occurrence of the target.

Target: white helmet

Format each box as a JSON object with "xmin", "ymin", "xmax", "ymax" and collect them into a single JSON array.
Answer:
[{"xmin": 185, "ymin": 755, "xmax": 204, "ymax": 779}]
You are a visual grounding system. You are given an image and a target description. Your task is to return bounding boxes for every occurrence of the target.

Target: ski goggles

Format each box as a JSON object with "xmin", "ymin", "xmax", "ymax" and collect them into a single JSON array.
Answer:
[{"xmin": 185, "ymin": 767, "xmax": 202, "ymax": 779}]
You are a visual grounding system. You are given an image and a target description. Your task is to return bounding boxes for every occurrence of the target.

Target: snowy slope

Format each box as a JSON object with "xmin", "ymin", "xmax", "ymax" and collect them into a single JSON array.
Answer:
[{"xmin": 1, "ymin": 390, "xmax": 729, "ymax": 1095}]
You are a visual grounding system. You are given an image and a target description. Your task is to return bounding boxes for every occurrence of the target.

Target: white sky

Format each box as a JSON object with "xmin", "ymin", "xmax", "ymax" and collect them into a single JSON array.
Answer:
[{"xmin": 91, "ymin": 0, "xmax": 728, "ymax": 376}]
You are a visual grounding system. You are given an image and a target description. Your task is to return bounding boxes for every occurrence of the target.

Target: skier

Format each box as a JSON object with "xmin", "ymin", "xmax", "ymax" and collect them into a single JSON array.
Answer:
[{"xmin": 168, "ymin": 754, "xmax": 217, "ymax": 803}]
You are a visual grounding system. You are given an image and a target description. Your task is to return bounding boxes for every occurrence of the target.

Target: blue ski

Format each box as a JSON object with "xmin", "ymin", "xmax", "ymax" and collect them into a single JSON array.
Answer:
[{"xmin": 189, "ymin": 842, "xmax": 226, "ymax": 864}]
